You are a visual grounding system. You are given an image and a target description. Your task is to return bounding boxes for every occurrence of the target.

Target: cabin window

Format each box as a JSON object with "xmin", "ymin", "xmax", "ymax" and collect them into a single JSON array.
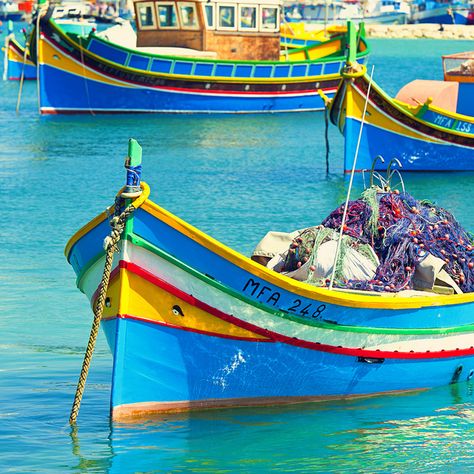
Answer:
[
  {"xmin": 260, "ymin": 6, "xmax": 279, "ymax": 32},
  {"xmin": 178, "ymin": 2, "xmax": 199, "ymax": 29},
  {"xmin": 156, "ymin": 2, "xmax": 179, "ymax": 29},
  {"xmin": 136, "ymin": 2, "xmax": 157, "ymax": 30},
  {"xmin": 203, "ymin": 3, "xmax": 215, "ymax": 29},
  {"xmin": 239, "ymin": 5, "xmax": 257, "ymax": 31},
  {"xmin": 218, "ymin": 4, "xmax": 236, "ymax": 30}
]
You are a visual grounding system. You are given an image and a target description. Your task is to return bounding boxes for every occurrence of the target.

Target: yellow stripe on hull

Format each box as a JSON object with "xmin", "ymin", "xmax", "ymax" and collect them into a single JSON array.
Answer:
[
  {"xmin": 101, "ymin": 267, "xmax": 270, "ymax": 341},
  {"xmin": 39, "ymin": 37, "xmax": 135, "ymax": 88},
  {"xmin": 345, "ymin": 82, "xmax": 443, "ymax": 143}
]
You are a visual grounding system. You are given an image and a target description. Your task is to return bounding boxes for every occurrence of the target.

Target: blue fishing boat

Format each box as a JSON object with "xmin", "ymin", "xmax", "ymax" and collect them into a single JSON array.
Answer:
[
  {"xmin": 0, "ymin": 1, "xmax": 23, "ymax": 21},
  {"xmin": 29, "ymin": 1, "xmax": 369, "ymax": 114},
  {"xmin": 409, "ymin": 0, "xmax": 469, "ymax": 24},
  {"xmin": 284, "ymin": 0, "xmax": 409, "ymax": 24},
  {"xmin": 329, "ymin": 50, "xmax": 474, "ymax": 172},
  {"xmin": 66, "ymin": 140, "xmax": 474, "ymax": 421}
]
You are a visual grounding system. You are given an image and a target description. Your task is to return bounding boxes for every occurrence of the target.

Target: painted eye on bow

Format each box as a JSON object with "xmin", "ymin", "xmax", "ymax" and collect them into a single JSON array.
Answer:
[{"xmin": 172, "ymin": 305, "xmax": 184, "ymax": 317}]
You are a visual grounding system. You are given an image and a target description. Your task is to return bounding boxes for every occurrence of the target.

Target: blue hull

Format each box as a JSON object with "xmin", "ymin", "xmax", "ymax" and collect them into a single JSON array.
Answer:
[
  {"xmin": 39, "ymin": 64, "xmax": 333, "ymax": 114},
  {"xmin": 103, "ymin": 317, "xmax": 474, "ymax": 410},
  {"xmin": 343, "ymin": 117, "xmax": 474, "ymax": 172},
  {"xmin": 7, "ymin": 59, "xmax": 37, "ymax": 81}
]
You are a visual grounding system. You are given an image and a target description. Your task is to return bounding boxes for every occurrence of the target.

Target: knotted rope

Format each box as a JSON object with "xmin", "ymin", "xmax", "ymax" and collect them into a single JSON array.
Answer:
[{"xmin": 69, "ymin": 199, "xmax": 135, "ymax": 425}]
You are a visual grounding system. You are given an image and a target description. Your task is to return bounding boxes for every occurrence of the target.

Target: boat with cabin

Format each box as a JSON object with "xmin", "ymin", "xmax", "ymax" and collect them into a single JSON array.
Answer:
[
  {"xmin": 66, "ymin": 139, "xmax": 474, "ymax": 420},
  {"xmin": 28, "ymin": 0, "xmax": 369, "ymax": 114},
  {"xmin": 329, "ymin": 50, "xmax": 474, "ymax": 172}
]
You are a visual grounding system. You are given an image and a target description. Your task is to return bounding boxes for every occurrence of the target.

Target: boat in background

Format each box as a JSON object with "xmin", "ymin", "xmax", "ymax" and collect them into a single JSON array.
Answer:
[
  {"xmin": 3, "ymin": 10, "xmax": 126, "ymax": 81},
  {"xmin": 329, "ymin": 49, "xmax": 474, "ymax": 172},
  {"xmin": 65, "ymin": 139, "xmax": 474, "ymax": 421},
  {"xmin": 29, "ymin": 1, "xmax": 369, "ymax": 114},
  {"xmin": 280, "ymin": 21, "xmax": 347, "ymax": 48},
  {"xmin": 284, "ymin": 0, "xmax": 409, "ymax": 24},
  {"xmin": 409, "ymin": 0, "xmax": 470, "ymax": 24},
  {"xmin": 0, "ymin": 1, "xmax": 24, "ymax": 21}
]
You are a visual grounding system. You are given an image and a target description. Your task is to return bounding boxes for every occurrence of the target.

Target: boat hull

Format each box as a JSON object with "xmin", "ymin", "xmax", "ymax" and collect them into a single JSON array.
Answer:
[
  {"xmin": 4, "ymin": 37, "xmax": 36, "ymax": 81},
  {"xmin": 39, "ymin": 63, "xmax": 337, "ymax": 114},
  {"xmin": 330, "ymin": 66, "xmax": 474, "ymax": 172},
  {"xmin": 103, "ymin": 316, "xmax": 474, "ymax": 419},
  {"xmin": 65, "ymin": 184, "xmax": 474, "ymax": 420}
]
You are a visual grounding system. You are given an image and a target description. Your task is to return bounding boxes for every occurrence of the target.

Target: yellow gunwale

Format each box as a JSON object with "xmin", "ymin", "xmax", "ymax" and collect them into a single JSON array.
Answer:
[
  {"xmin": 65, "ymin": 182, "xmax": 474, "ymax": 310},
  {"xmin": 343, "ymin": 66, "xmax": 474, "ymax": 139}
]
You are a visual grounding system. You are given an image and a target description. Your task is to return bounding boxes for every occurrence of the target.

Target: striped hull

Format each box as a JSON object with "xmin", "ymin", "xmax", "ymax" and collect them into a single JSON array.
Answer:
[
  {"xmin": 330, "ymin": 66, "xmax": 474, "ymax": 172},
  {"xmin": 4, "ymin": 37, "xmax": 36, "ymax": 81},
  {"xmin": 66, "ymin": 183, "xmax": 474, "ymax": 420},
  {"xmin": 103, "ymin": 316, "xmax": 474, "ymax": 419},
  {"xmin": 33, "ymin": 15, "xmax": 368, "ymax": 114},
  {"xmin": 411, "ymin": 8, "xmax": 468, "ymax": 24},
  {"xmin": 39, "ymin": 63, "xmax": 336, "ymax": 114}
]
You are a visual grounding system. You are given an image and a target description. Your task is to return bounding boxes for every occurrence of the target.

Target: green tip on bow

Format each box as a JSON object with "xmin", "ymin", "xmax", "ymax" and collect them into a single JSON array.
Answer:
[
  {"xmin": 346, "ymin": 20, "xmax": 356, "ymax": 65},
  {"xmin": 128, "ymin": 138, "xmax": 142, "ymax": 167}
]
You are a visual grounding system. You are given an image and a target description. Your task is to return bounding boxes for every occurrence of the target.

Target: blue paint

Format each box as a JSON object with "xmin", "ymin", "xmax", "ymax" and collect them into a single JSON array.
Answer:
[
  {"xmin": 103, "ymin": 318, "xmax": 474, "ymax": 408},
  {"xmin": 38, "ymin": 65, "xmax": 330, "ymax": 113},
  {"xmin": 6, "ymin": 57, "xmax": 36, "ymax": 80},
  {"xmin": 343, "ymin": 117, "xmax": 474, "ymax": 171},
  {"xmin": 88, "ymin": 39, "xmax": 128, "ymax": 65}
]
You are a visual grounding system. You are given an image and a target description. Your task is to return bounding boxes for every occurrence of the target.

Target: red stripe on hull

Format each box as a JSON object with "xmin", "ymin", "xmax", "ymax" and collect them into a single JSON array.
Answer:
[{"xmin": 118, "ymin": 260, "xmax": 474, "ymax": 360}]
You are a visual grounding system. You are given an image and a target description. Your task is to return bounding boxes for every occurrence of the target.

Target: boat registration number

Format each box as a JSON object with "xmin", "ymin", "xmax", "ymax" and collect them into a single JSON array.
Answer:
[{"xmin": 242, "ymin": 277, "xmax": 327, "ymax": 319}]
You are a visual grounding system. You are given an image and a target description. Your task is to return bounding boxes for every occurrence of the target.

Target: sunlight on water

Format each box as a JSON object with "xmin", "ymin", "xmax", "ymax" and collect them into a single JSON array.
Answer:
[{"xmin": 1, "ymin": 23, "xmax": 473, "ymax": 471}]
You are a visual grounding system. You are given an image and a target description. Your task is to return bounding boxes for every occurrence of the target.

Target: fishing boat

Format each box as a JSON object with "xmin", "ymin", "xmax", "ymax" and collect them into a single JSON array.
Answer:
[
  {"xmin": 65, "ymin": 140, "xmax": 474, "ymax": 421},
  {"xmin": 29, "ymin": 1, "xmax": 369, "ymax": 114},
  {"xmin": 3, "ymin": 10, "xmax": 126, "ymax": 81},
  {"xmin": 0, "ymin": 1, "xmax": 24, "ymax": 21},
  {"xmin": 329, "ymin": 51, "xmax": 474, "ymax": 172},
  {"xmin": 409, "ymin": 0, "xmax": 470, "ymax": 24},
  {"xmin": 3, "ymin": 33, "xmax": 36, "ymax": 80},
  {"xmin": 280, "ymin": 22, "xmax": 347, "ymax": 48},
  {"xmin": 283, "ymin": 0, "xmax": 409, "ymax": 25}
]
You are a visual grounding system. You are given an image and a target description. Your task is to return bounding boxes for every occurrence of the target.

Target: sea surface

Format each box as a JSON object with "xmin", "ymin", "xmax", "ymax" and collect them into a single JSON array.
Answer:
[{"xmin": 1, "ymin": 24, "xmax": 474, "ymax": 472}]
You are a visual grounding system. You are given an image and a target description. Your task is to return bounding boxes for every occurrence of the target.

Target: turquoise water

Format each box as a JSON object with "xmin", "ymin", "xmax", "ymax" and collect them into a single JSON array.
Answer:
[{"xmin": 2, "ymin": 27, "xmax": 474, "ymax": 471}]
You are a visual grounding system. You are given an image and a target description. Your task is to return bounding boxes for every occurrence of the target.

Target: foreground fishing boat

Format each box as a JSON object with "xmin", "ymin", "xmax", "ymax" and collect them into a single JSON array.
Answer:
[
  {"xmin": 330, "ymin": 51, "xmax": 474, "ymax": 172},
  {"xmin": 30, "ymin": 1, "xmax": 369, "ymax": 114},
  {"xmin": 66, "ymin": 140, "xmax": 474, "ymax": 421}
]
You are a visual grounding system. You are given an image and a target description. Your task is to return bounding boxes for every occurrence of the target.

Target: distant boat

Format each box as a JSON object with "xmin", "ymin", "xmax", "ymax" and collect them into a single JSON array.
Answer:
[
  {"xmin": 29, "ymin": 1, "xmax": 369, "ymax": 114},
  {"xmin": 65, "ymin": 139, "xmax": 474, "ymax": 421},
  {"xmin": 0, "ymin": 1, "xmax": 23, "ymax": 21},
  {"xmin": 329, "ymin": 51, "xmax": 474, "ymax": 172},
  {"xmin": 283, "ymin": 0, "xmax": 409, "ymax": 24},
  {"xmin": 3, "ymin": 12, "xmax": 126, "ymax": 81},
  {"xmin": 409, "ymin": 0, "xmax": 470, "ymax": 24},
  {"xmin": 280, "ymin": 22, "xmax": 348, "ymax": 48}
]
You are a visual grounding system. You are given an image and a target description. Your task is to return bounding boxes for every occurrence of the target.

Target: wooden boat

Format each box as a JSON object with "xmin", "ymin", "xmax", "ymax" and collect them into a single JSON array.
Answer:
[
  {"xmin": 29, "ymin": 1, "xmax": 369, "ymax": 114},
  {"xmin": 409, "ymin": 0, "xmax": 469, "ymax": 24},
  {"xmin": 280, "ymin": 22, "xmax": 347, "ymax": 48},
  {"xmin": 329, "ymin": 51, "xmax": 474, "ymax": 172},
  {"xmin": 3, "ymin": 33, "xmax": 36, "ymax": 81},
  {"xmin": 65, "ymin": 140, "xmax": 474, "ymax": 421}
]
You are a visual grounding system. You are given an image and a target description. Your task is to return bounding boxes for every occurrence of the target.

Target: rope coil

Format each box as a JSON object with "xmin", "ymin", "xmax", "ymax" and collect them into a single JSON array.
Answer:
[{"xmin": 69, "ymin": 199, "xmax": 135, "ymax": 425}]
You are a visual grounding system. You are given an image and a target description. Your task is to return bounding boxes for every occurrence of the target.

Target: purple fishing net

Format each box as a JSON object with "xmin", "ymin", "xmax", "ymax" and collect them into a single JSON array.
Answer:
[{"xmin": 320, "ymin": 190, "xmax": 474, "ymax": 292}]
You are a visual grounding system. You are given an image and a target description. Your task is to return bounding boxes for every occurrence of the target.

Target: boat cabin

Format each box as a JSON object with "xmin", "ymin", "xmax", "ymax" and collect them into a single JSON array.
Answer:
[
  {"xmin": 133, "ymin": 0, "xmax": 282, "ymax": 60},
  {"xmin": 443, "ymin": 51, "xmax": 474, "ymax": 117}
]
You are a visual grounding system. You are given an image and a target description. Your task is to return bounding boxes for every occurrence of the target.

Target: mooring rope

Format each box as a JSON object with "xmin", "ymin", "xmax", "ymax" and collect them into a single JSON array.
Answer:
[{"xmin": 69, "ymin": 199, "xmax": 135, "ymax": 425}]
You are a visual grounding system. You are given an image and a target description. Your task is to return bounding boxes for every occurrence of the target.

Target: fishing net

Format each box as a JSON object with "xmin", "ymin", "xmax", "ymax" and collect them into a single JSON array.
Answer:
[{"xmin": 280, "ymin": 186, "xmax": 474, "ymax": 293}]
